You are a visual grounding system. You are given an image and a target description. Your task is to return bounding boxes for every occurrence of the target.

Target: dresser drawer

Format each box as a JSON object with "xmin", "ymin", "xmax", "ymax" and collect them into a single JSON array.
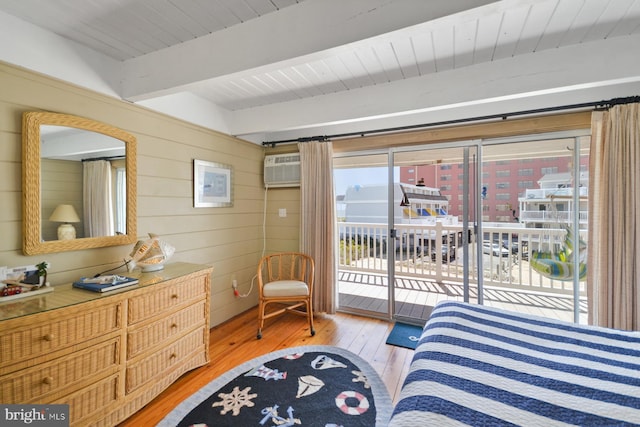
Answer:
[
  {"xmin": 0, "ymin": 263, "xmax": 211, "ymax": 426},
  {"xmin": 125, "ymin": 328, "xmax": 204, "ymax": 393},
  {"xmin": 0, "ymin": 302, "xmax": 122, "ymax": 366},
  {"xmin": 54, "ymin": 373, "xmax": 120, "ymax": 425},
  {"xmin": 127, "ymin": 300, "xmax": 206, "ymax": 359},
  {"xmin": 127, "ymin": 276, "xmax": 207, "ymax": 324},
  {"xmin": 0, "ymin": 337, "xmax": 120, "ymax": 403}
]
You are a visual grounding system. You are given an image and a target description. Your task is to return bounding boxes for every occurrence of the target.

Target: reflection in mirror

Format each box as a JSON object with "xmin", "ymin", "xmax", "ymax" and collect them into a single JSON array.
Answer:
[
  {"xmin": 40, "ymin": 125, "xmax": 126, "ymax": 241},
  {"xmin": 23, "ymin": 112, "xmax": 137, "ymax": 255}
]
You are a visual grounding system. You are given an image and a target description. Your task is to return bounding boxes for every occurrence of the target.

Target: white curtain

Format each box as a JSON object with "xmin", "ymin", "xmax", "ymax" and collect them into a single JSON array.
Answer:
[
  {"xmin": 83, "ymin": 160, "xmax": 114, "ymax": 237},
  {"xmin": 298, "ymin": 141, "xmax": 337, "ymax": 314},
  {"xmin": 588, "ymin": 103, "xmax": 640, "ymax": 330},
  {"xmin": 115, "ymin": 167, "xmax": 127, "ymax": 234}
]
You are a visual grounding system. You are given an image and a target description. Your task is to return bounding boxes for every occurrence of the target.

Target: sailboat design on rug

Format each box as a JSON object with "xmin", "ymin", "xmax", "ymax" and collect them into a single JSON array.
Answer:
[
  {"xmin": 310, "ymin": 354, "xmax": 347, "ymax": 370},
  {"xmin": 157, "ymin": 346, "xmax": 393, "ymax": 427},
  {"xmin": 296, "ymin": 375, "xmax": 324, "ymax": 398}
]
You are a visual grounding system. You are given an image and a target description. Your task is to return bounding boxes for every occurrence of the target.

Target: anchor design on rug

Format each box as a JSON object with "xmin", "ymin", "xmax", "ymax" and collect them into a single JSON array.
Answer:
[
  {"xmin": 259, "ymin": 404, "xmax": 301, "ymax": 426},
  {"xmin": 351, "ymin": 370, "xmax": 371, "ymax": 389},
  {"xmin": 161, "ymin": 348, "xmax": 386, "ymax": 426}
]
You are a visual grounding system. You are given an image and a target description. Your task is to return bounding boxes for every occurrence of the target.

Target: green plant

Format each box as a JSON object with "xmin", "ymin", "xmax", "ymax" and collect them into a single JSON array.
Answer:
[
  {"xmin": 36, "ymin": 261, "xmax": 49, "ymax": 277},
  {"xmin": 340, "ymin": 239, "xmax": 367, "ymax": 265},
  {"xmin": 36, "ymin": 261, "xmax": 51, "ymax": 285}
]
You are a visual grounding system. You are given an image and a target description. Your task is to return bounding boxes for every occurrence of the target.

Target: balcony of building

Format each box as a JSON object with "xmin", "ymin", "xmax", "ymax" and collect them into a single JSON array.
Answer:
[{"xmin": 337, "ymin": 221, "xmax": 588, "ymax": 324}]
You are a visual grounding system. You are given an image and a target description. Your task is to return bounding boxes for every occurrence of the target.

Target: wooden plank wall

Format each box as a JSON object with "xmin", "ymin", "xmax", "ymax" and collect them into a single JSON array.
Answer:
[
  {"xmin": 40, "ymin": 159, "xmax": 83, "ymax": 241},
  {"xmin": 0, "ymin": 62, "xmax": 288, "ymax": 327}
]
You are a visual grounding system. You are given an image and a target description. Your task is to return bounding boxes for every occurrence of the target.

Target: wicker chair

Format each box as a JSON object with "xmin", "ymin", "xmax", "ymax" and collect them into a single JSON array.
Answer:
[{"xmin": 256, "ymin": 252, "xmax": 315, "ymax": 339}]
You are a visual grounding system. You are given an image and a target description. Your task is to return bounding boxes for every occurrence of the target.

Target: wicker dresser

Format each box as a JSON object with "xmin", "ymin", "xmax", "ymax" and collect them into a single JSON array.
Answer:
[{"xmin": 0, "ymin": 262, "xmax": 212, "ymax": 426}]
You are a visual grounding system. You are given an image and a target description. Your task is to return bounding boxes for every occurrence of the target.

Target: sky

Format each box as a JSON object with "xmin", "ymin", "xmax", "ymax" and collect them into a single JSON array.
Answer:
[{"xmin": 334, "ymin": 167, "xmax": 400, "ymax": 196}]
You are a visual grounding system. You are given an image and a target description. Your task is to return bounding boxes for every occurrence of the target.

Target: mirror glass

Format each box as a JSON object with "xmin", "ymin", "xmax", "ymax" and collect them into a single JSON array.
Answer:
[{"xmin": 23, "ymin": 112, "xmax": 137, "ymax": 254}]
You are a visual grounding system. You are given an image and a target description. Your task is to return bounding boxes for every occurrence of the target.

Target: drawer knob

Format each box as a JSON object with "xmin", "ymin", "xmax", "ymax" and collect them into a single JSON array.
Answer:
[
  {"xmin": 43, "ymin": 333, "xmax": 54, "ymax": 342},
  {"xmin": 170, "ymin": 353, "xmax": 177, "ymax": 359},
  {"xmin": 42, "ymin": 376, "xmax": 54, "ymax": 385},
  {"xmin": 171, "ymin": 294, "xmax": 179, "ymax": 299},
  {"xmin": 170, "ymin": 323, "xmax": 178, "ymax": 328}
]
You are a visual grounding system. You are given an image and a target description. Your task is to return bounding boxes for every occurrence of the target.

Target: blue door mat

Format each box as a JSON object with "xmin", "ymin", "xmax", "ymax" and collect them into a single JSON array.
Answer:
[{"xmin": 385, "ymin": 322, "xmax": 424, "ymax": 350}]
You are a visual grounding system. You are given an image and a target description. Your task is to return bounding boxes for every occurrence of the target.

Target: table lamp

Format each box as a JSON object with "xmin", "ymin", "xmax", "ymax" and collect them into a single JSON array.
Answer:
[{"xmin": 49, "ymin": 204, "xmax": 81, "ymax": 240}]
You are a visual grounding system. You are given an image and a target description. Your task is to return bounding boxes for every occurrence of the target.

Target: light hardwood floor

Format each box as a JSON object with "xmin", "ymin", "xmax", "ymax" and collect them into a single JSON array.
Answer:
[{"xmin": 120, "ymin": 307, "xmax": 414, "ymax": 426}]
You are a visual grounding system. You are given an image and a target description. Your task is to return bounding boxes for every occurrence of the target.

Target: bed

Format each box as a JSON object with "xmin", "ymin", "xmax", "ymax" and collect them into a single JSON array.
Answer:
[{"xmin": 389, "ymin": 301, "xmax": 640, "ymax": 426}]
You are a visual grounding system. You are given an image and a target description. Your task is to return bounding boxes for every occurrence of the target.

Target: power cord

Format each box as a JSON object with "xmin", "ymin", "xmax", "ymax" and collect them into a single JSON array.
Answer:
[
  {"xmin": 234, "ymin": 184, "xmax": 268, "ymax": 298},
  {"xmin": 93, "ymin": 259, "xmax": 131, "ymax": 277}
]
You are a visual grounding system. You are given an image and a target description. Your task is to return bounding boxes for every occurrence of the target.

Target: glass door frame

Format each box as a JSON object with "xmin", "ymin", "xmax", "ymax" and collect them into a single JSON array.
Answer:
[
  {"xmin": 387, "ymin": 141, "xmax": 481, "ymax": 324},
  {"xmin": 334, "ymin": 149, "xmax": 393, "ymax": 320},
  {"xmin": 335, "ymin": 129, "xmax": 589, "ymax": 324},
  {"xmin": 480, "ymin": 129, "xmax": 590, "ymax": 323}
]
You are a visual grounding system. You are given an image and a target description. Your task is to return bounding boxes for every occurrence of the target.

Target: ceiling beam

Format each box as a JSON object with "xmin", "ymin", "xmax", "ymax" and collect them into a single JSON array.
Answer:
[
  {"xmin": 0, "ymin": 10, "xmax": 122, "ymax": 97},
  {"xmin": 121, "ymin": 0, "xmax": 495, "ymax": 101},
  {"xmin": 228, "ymin": 34, "xmax": 640, "ymax": 140}
]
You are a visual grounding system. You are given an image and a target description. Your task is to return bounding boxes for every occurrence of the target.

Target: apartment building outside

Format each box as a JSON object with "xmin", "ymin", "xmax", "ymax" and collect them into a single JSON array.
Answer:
[{"xmin": 400, "ymin": 156, "xmax": 589, "ymax": 225}]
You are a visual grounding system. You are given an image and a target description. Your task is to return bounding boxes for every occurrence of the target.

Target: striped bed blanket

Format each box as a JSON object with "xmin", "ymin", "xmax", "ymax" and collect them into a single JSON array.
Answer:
[{"xmin": 389, "ymin": 301, "xmax": 640, "ymax": 426}]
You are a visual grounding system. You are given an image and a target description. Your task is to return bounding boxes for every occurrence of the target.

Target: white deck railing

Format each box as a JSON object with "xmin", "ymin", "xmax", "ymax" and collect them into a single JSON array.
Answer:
[
  {"xmin": 522, "ymin": 187, "xmax": 588, "ymax": 199},
  {"xmin": 338, "ymin": 222, "xmax": 587, "ymax": 296},
  {"xmin": 519, "ymin": 210, "xmax": 589, "ymax": 224}
]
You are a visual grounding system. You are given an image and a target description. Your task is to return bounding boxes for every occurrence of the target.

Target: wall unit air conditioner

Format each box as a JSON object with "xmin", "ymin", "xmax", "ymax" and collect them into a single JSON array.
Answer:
[{"xmin": 264, "ymin": 153, "xmax": 301, "ymax": 188}]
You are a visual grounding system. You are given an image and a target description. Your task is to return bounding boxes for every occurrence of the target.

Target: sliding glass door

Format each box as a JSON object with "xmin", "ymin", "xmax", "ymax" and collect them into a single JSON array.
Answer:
[
  {"xmin": 480, "ymin": 133, "xmax": 590, "ymax": 323},
  {"xmin": 334, "ymin": 130, "xmax": 589, "ymax": 325},
  {"xmin": 334, "ymin": 143, "xmax": 479, "ymax": 323},
  {"xmin": 334, "ymin": 152, "xmax": 392, "ymax": 318},
  {"xmin": 391, "ymin": 144, "xmax": 478, "ymax": 324}
]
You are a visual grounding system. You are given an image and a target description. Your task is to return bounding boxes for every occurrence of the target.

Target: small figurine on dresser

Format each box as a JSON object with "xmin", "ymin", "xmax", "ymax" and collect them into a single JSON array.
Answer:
[
  {"xmin": 127, "ymin": 233, "xmax": 175, "ymax": 272},
  {"xmin": 0, "ymin": 261, "xmax": 54, "ymax": 301}
]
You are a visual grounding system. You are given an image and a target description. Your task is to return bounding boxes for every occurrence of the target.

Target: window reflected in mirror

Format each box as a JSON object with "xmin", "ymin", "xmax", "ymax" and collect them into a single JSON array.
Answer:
[
  {"xmin": 40, "ymin": 125, "xmax": 127, "ymax": 241},
  {"xmin": 23, "ymin": 112, "xmax": 137, "ymax": 255}
]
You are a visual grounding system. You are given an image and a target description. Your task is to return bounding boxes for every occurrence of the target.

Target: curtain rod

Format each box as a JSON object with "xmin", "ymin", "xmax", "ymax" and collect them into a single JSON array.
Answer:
[
  {"xmin": 262, "ymin": 95, "xmax": 640, "ymax": 147},
  {"xmin": 81, "ymin": 155, "xmax": 125, "ymax": 162}
]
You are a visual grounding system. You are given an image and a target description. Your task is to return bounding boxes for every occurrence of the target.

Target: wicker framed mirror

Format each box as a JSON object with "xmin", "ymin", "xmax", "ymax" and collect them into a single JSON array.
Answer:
[{"xmin": 22, "ymin": 112, "xmax": 137, "ymax": 254}]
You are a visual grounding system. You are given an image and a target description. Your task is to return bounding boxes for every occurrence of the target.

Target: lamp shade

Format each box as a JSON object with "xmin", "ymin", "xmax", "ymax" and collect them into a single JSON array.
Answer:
[{"xmin": 49, "ymin": 204, "xmax": 80, "ymax": 223}]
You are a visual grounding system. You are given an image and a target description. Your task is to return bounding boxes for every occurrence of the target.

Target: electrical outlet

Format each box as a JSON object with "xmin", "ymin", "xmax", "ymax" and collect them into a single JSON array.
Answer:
[{"xmin": 232, "ymin": 279, "xmax": 239, "ymax": 297}]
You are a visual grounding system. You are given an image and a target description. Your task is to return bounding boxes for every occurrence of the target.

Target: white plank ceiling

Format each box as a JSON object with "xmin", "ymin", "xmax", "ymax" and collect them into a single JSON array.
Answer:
[
  {"xmin": 1, "ymin": 0, "xmax": 640, "ymax": 143},
  {"xmin": 0, "ymin": 0, "xmax": 305, "ymax": 61}
]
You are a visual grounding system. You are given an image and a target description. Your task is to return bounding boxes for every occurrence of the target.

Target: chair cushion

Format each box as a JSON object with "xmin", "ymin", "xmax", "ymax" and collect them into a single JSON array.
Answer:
[{"xmin": 263, "ymin": 280, "xmax": 309, "ymax": 297}]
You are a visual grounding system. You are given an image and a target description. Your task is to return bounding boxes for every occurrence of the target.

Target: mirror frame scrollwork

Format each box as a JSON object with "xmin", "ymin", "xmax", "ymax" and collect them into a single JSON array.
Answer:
[{"xmin": 22, "ymin": 112, "xmax": 137, "ymax": 255}]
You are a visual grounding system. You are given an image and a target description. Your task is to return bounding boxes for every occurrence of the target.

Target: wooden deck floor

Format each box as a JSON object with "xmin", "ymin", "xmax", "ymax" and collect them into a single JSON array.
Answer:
[{"xmin": 339, "ymin": 270, "xmax": 588, "ymax": 324}]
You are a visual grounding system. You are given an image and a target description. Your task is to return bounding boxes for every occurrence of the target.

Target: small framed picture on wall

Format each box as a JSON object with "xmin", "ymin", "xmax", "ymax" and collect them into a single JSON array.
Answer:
[{"xmin": 193, "ymin": 160, "xmax": 233, "ymax": 208}]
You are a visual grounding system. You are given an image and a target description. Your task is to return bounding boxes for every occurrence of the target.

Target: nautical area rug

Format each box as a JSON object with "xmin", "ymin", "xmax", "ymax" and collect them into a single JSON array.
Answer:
[
  {"xmin": 157, "ymin": 345, "xmax": 393, "ymax": 427},
  {"xmin": 385, "ymin": 322, "xmax": 424, "ymax": 350}
]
